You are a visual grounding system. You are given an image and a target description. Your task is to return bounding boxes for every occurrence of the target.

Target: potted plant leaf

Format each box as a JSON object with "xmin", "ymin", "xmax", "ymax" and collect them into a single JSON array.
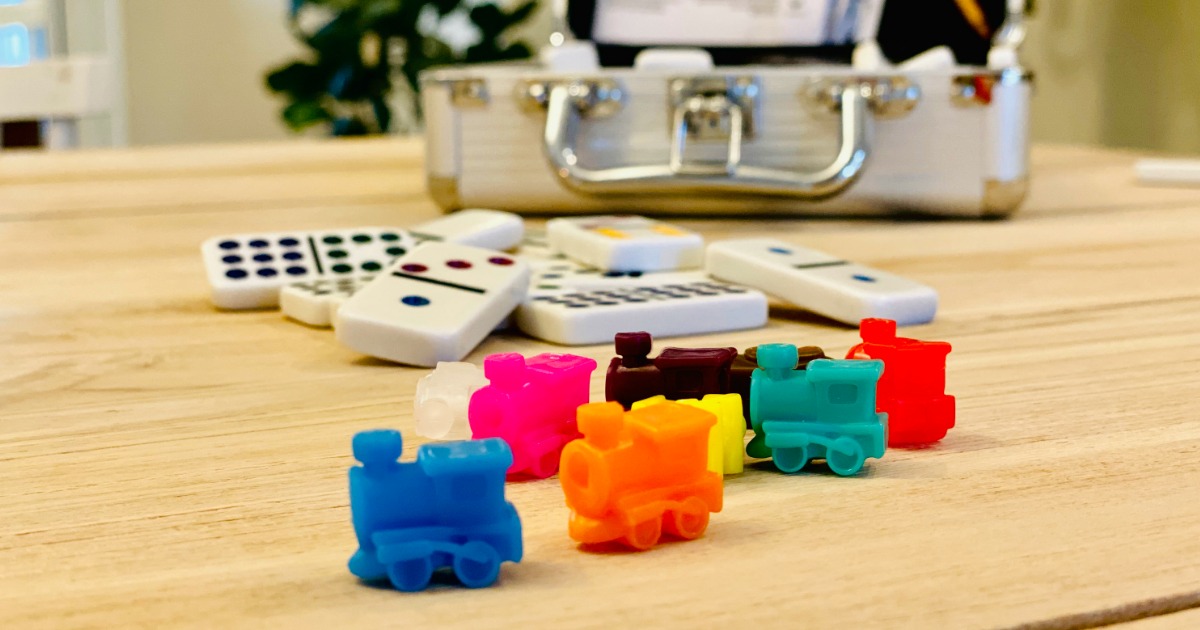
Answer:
[{"xmin": 267, "ymin": 0, "xmax": 539, "ymax": 136}]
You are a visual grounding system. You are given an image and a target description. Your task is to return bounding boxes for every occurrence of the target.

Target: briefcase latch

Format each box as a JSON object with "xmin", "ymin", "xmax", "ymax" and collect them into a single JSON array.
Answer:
[{"xmin": 667, "ymin": 77, "xmax": 759, "ymax": 176}]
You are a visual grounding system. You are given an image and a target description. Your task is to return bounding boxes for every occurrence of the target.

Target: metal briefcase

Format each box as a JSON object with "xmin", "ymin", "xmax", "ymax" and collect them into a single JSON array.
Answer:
[{"xmin": 420, "ymin": 3, "xmax": 1031, "ymax": 218}]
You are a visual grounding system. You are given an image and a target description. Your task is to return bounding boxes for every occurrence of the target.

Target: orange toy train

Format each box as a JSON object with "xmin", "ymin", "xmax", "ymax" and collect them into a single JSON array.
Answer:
[{"xmin": 559, "ymin": 401, "xmax": 723, "ymax": 550}]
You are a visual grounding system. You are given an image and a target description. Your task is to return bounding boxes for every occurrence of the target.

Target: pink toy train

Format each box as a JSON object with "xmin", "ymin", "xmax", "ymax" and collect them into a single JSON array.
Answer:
[{"xmin": 468, "ymin": 352, "xmax": 598, "ymax": 478}]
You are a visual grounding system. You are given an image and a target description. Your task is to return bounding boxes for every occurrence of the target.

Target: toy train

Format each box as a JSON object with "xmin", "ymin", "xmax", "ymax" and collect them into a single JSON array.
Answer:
[
  {"xmin": 345, "ymin": 320, "xmax": 953, "ymax": 589},
  {"xmin": 847, "ymin": 318, "xmax": 955, "ymax": 446},
  {"xmin": 632, "ymin": 393, "xmax": 746, "ymax": 475},
  {"xmin": 604, "ymin": 331, "xmax": 737, "ymax": 408},
  {"xmin": 348, "ymin": 430, "xmax": 523, "ymax": 591},
  {"xmin": 606, "ymin": 331, "xmax": 827, "ymax": 424},
  {"xmin": 560, "ymin": 401, "xmax": 723, "ymax": 550},
  {"xmin": 748, "ymin": 345, "xmax": 887, "ymax": 476},
  {"xmin": 469, "ymin": 352, "xmax": 597, "ymax": 478}
]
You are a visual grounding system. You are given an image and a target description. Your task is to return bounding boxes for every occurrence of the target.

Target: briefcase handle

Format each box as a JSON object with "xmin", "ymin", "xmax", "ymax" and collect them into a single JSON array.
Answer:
[{"xmin": 529, "ymin": 76, "xmax": 919, "ymax": 199}]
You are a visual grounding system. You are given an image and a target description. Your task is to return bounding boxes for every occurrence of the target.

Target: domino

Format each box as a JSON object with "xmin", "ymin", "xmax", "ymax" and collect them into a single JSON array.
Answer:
[
  {"xmin": 281, "ymin": 274, "xmax": 516, "ymax": 331},
  {"xmin": 705, "ymin": 238, "xmax": 938, "ymax": 326},
  {"xmin": 517, "ymin": 227, "xmax": 551, "ymax": 254},
  {"xmin": 546, "ymin": 215, "xmax": 704, "ymax": 272},
  {"xmin": 408, "ymin": 209, "xmax": 525, "ymax": 250},
  {"xmin": 512, "ymin": 227, "xmax": 572, "ymax": 268},
  {"xmin": 277, "ymin": 211, "xmax": 525, "ymax": 325},
  {"xmin": 280, "ymin": 275, "xmax": 375, "ymax": 327},
  {"xmin": 514, "ymin": 271, "xmax": 768, "ymax": 345},
  {"xmin": 203, "ymin": 211, "xmax": 523, "ymax": 311},
  {"xmin": 335, "ymin": 242, "xmax": 530, "ymax": 366},
  {"xmin": 202, "ymin": 227, "xmax": 416, "ymax": 310},
  {"xmin": 529, "ymin": 260, "xmax": 662, "ymax": 292}
]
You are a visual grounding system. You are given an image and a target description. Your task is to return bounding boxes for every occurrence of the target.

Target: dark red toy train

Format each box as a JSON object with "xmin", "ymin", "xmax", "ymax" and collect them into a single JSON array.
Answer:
[{"xmin": 605, "ymin": 332, "xmax": 827, "ymax": 426}]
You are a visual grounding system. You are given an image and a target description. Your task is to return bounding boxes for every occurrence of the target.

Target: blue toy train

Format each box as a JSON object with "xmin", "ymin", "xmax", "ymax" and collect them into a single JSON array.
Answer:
[
  {"xmin": 348, "ymin": 430, "xmax": 523, "ymax": 591},
  {"xmin": 748, "ymin": 344, "xmax": 888, "ymax": 476}
]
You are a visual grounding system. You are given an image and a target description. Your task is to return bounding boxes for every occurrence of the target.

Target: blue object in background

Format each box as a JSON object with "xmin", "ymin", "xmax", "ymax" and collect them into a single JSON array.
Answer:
[
  {"xmin": 748, "ymin": 346, "xmax": 887, "ymax": 476},
  {"xmin": 0, "ymin": 21, "xmax": 31, "ymax": 67},
  {"xmin": 348, "ymin": 429, "xmax": 523, "ymax": 591}
]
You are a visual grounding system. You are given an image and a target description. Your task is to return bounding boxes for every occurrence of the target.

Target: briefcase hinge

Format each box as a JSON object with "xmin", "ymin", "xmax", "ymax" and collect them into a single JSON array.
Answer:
[
  {"xmin": 518, "ymin": 79, "xmax": 624, "ymax": 117},
  {"xmin": 806, "ymin": 77, "xmax": 920, "ymax": 118},
  {"xmin": 449, "ymin": 78, "xmax": 489, "ymax": 107}
]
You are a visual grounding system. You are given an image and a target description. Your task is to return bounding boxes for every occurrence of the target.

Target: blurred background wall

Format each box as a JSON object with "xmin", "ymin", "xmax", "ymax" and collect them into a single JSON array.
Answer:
[
  {"xmin": 1022, "ymin": 0, "xmax": 1200, "ymax": 155},
  {"xmin": 92, "ymin": 0, "xmax": 1200, "ymax": 154},
  {"xmin": 121, "ymin": 0, "xmax": 304, "ymax": 145}
]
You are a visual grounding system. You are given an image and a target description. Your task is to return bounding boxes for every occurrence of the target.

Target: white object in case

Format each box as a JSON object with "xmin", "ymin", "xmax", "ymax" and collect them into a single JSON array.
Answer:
[
  {"xmin": 705, "ymin": 238, "xmax": 937, "ymax": 325},
  {"xmin": 335, "ymin": 242, "xmax": 530, "ymax": 366},
  {"xmin": 546, "ymin": 215, "xmax": 704, "ymax": 272},
  {"xmin": 421, "ymin": 62, "xmax": 1030, "ymax": 218},
  {"xmin": 278, "ymin": 210, "xmax": 525, "ymax": 326}
]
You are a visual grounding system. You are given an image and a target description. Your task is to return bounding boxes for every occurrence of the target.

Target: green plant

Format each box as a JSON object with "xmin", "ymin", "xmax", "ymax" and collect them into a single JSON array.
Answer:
[{"xmin": 267, "ymin": 0, "xmax": 538, "ymax": 136}]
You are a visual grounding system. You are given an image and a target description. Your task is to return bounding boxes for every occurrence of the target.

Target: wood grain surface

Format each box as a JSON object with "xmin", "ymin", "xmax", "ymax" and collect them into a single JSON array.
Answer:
[{"xmin": 2, "ymin": 139, "xmax": 1199, "ymax": 629}]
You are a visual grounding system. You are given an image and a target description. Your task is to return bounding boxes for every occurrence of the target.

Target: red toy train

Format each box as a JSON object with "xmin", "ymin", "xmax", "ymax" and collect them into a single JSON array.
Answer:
[{"xmin": 847, "ymin": 318, "xmax": 955, "ymax": 445}]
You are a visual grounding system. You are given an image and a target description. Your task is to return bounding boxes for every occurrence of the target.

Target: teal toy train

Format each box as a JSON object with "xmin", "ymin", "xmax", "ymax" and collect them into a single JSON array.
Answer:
[{"xmin": 748, "ymin": 344, "xmax": 887, "ymax": 476}]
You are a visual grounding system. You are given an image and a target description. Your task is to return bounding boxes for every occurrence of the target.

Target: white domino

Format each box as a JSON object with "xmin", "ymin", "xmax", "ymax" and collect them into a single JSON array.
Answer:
[
  {"xmin": 512, "ymin": 228, "xmax": 569, "ymax": 268},
  {"xmin": 201, "ymin": 227, "xmax": 416, "ymax": 310},
  {"xmin": 202, "ymin": 211, "xmax": 522, "ymax": 311},
  {"xmin": 408, "ymin": 209, "xmax": 525, "ymax": 250},
  {"xmin": 706, "ymin": 238, "xmax": 938, "ymax": 326},
  {"xmin": 277, "ymin": 210, "xmax": 524, "ymax": 325},
  {"xmin": 280, "ymin": 275, "xmax": 375, "ymax": 327},
  {"xmin": 514, "ymin": 271, "xmax": 768, "ymax": 345},
  {"xmin": 282, "ymin": 274, "xmax": 514, "ymax": 331},
  {"xmin": 529, "ymin": 260, "xmax": 669, "ymax": 292},
  {"xmin": 335, "ymin": 242, "xmax": 530, "ymax": 366},
  {"xmin": 546, "ymin": 215, "xmax": 704, "ymax": 272}
]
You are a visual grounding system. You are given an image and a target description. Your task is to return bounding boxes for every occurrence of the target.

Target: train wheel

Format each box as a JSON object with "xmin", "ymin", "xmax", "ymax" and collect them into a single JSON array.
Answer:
[
  {"xmin": 453, "ymin": 541, "xmax": 501, "ymax": 588},
  {"xmin": 387, "ymin": 555, "xmax": 433, "ymax": 592},
  {"xmin": 826, "ymin": 437, "xmax": 865, "ymax": 476},
  {"xmin": 772, "ymin": 445, "xmax": 809, "ymax": 473},
  {"xmin": 624, "ymin": 517, "xmax": 663, "ymax": 551},
  {"xmin": 664, "ymin": 497, "xmax": 710, "ymax": 540}
]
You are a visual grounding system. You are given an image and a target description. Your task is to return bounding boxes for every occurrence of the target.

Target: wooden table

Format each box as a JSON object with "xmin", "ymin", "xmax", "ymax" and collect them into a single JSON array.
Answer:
[{"xmin": 3, "ymin": 139, "xmax": 1199, "ymax": 629}]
